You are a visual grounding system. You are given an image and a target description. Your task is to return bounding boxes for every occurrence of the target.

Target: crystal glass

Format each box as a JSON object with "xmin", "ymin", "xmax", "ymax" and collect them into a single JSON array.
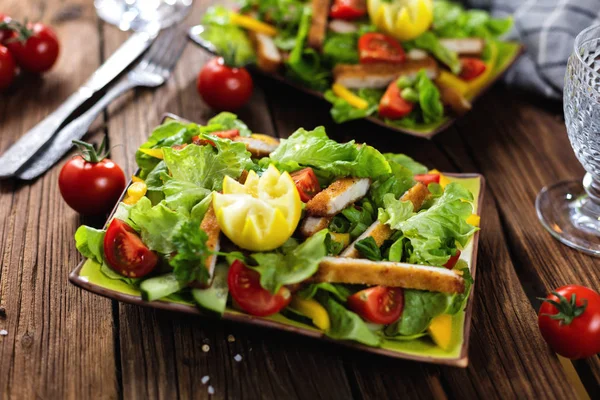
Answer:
[
  {"xmin": 536, "ymin": 24, "xmax": 600, "ymax": 256},
  {"xmin": 95, "ymin": 0, "xmax": 193, "ymax": 31}
]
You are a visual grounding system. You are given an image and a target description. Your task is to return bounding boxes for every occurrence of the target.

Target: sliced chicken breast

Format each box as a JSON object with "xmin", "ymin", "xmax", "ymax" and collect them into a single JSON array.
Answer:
[
  {"xmin": 437, "ymin": 82, "xmax": 472, "ymax": 116},
  {"xmin": 308, "ymin": 0, "xmax": 331, "ymax": 50},
  {"xmin": 305, "ymin": 177, "xmax": 371, "ymax": 217},
  {"xmin": 233, "ymin": 135, "xmax": 280, "ymax": 158},
  {"xmin": 248, "ymin": 31, "xmax": 282, "ymax": 73},
  {"xmin": 313, "ymin": 257, "xmax": 466, "ymax": 294},
  {"xmin": 328, "ymin": 19, "xmax": 358, "ymax": 34},
  {"xmin": 439, "ymin": 38, "xmax": 485, "ymax": 57},
  {"xmin": 190, "ymin": 204, "xmax": 221, "ymax": 288},
  {"xmin": 333, "ymin": 58, "xmax": 439, "ymax": 89},
  {"xmin": 406, "ymin": 48, "xmax": 429, "ymax": 60},
  {"xmin": 300, "ymin": 216, "xmax": 333, "ymax": 237}
]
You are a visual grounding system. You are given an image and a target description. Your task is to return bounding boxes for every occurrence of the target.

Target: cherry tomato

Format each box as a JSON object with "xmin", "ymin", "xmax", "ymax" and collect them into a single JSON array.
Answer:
[
  {"xmin": 348, "ymin": 286, "xmax": 404, "ymax": 324},
  {"xmin": 330, "ymin": 0, "xmax": 366, "ymax": 20},
  {"xmin": 104, "ymin": 218, "xmax": 158, "ymax": 278},
  {"xmin": 443, "ymin": 249, "xmax": 461, "ymax": 270},
  {"xmin": 0, "ymin": 44, "xmax": 16, "ymax": 90},
  {"xmin": 5, "ymin": 22, "xmax": 59, "ymax": 73},
  {"xmin": 459, "ymin": 57, "xmax": 486, "ymax": 81},
  {"xmin": 414, "ymin": 173, "xmax": 441, "ymax": 185},
  {"xmin": 538, "ymin": 285, "xmax": 600, "ymax": 359},
  {"xmin": 291, "ymin": 167, "xmax": 321, "ymax": 202},
  {"xmin": 59, "ymin": 140, "xmax": 126, "ymax": 215},
  {"xmin": 228, "ymin": 260, "xmax": 292, "ymax": 316},
  {"xmin": 192, "ymin": 129, "xmax": 240, "ymax": 147},
  {"xmin": 0, "ymin": 14, "xmax": 11, "ymax": 43},
  {"xmin": 379, "ymin": 80, "xmax": 414, "ymax": 119},
  {"xmin": 197, "ymin": 57, "xmax": 253, "ymax": 111},
  {"xmin": 358, "ymin": 33, "xmax": 405, "ymax": 64}
]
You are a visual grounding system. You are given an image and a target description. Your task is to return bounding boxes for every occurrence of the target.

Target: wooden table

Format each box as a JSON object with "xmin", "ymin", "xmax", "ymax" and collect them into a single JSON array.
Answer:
[{"xmin": 1, "ymin": 0, "xmax": 599, "ymax": 399}]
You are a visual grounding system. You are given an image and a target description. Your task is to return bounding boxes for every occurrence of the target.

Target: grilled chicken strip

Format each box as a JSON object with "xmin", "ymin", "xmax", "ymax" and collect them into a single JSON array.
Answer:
[
  {"xmin": 437, "ymin": 82, "xmax": 472, "ymax": 116},
  {"xmin": 248, "ymin": 31, "xmax": 282, "ymax": 73},
  {"xmin": 328, "ymin": 19, "xmax": 358, "ymax": 34},
  {"xmin": 341, "ymin": 182, "xmax": 431, "ymax": 257},
  {"xmin": 308, "ymin": 0, "xmax": 331, "ymax": 50},
  {"xmin": 300, "ymin": 216, "xmax": 333, "ymax": 237},
  {"xmin": 305, "ymin": 177, "xmax": 371, "ymax": 217},
  {"xmin": 313, "ymin": 257, "xmax": 466, "ymax": 294},
  {"xmin": 190, "ymin": 204, "xmax": 220, "ymax": 288},
  {"xmin": 333, "ymin": 57, "xmax": 439, "ymax": 89},
  {"xmin": 233, "ymin": 135, "xmax": 280, "ymax": 158},
  {"xmin": 439, "ymin": 38, "xmax": 485, "ymax": 57}
]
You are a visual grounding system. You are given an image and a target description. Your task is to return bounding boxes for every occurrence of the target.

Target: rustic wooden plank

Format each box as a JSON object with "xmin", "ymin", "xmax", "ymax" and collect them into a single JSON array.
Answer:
[
  {"xmin": 0, "ymin": 1, "xmax": 119, "ymax": 399},
  {"xmin": 436, "ymin": 87, "xmax": 600, "ymax": 394}
]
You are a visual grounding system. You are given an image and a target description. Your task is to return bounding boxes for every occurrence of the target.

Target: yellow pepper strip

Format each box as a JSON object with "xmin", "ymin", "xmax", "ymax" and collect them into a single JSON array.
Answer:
[
  {"xmin": 139, "ymin": 148, "xmax": 164, "ymax": 159},
  {"xmin": 465, "ymin": 42, "xmax": 498, "ymax": 99},
  {"xmin": 467, "ymin": 214, "xmax": 480, "ymax": 227},
  {"xmin": 132, "ymin": 175, "xmax": 144, "ymax": 183},
  {"xmin": 436, "ymin": 71, "xmax": 469, "ymax": 96},
  {"xmin": 428, "ymin": 169, "xmax": 451, "ymax": 188},
  {"xmin": 251, "ymin": 133, "xmax": 280, "ymax": 146},
  {"xmin": 123, "ymin": 181, "xmax": 147, "ymax": 205},
  {"xmin": 330, "ymin": 232, "xmax": 351, "ymax": 249},
  {"xmin": 290, "ymin": 296, "xmax": 330, "ymax": 331},
  {"xmin": 332, "ymin": 83, "xmax": 369, "ymax": 110},
  {"xmin": 230, "ymin": 13, "xmax": 277, "ymax": 36},
  {"xmin": 428, "ymin": 314, "xmax": 453, "ymax": 350}
]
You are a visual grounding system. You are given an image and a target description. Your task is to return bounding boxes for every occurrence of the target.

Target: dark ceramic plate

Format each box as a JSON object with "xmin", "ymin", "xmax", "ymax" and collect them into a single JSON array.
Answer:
[
  {"xmin": 187, "ymin": 24, "xmax": 524, "ymax": 139},
  {"xmin": 70, "ymin": 114, "xmax": 485, "ymax": 366}
]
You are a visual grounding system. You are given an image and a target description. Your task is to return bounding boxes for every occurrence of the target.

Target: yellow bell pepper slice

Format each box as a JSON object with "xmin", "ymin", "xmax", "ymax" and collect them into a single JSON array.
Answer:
[
  {"xmin": 132, "ymin": 175, "xmax": 144, "ymax": 183},
  {"xmin": 123, "ymin": 181, "xmax": 148, "ymax": 205},
  {"xmin": 428, "ymin": 314, "xmax": 453, "ymax": 350},
  {"xmin": 368, "ymin": 0, "xmax": 433, "ymax": 41},
  {"xmin": 230, "ymin": 13, "xmax": 277, "ymax": 36},
  {"xmin": 290, "ymin": 296, "xmax": 330, "ymax": 331},
  {"xmin": 465, "ymin": 42, "xmax": 498, "ymax": 99},
  {"xmin": 428, "ymin": 169, "xmax": 451, "ymax": 188},
  {"xmin": 332, "ymin": 83, "xmax": 369, "ymax": 110},
  {"xmin": 467, "ymin": 214, "xmax": 480, "ymax": 227},
  {"xmin": 436, "ymin": 71, "xmax": 470, "ymax": 96},
  {"xmin": 139, "ymin": 148, "xmax": 164, "ymax": 159},
  {"xmin": 330, "ymin": 232, "xmax": 351, "ymax": 249},
  {"xmin": 251, "ymin": 133, "xmax": 280, "ymax": 146}
]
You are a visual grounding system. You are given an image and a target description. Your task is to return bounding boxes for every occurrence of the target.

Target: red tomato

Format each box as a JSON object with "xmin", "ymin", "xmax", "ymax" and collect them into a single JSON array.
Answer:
[
  {"xmin": 0, "ymin": 45, "xmax": 16, "ymax": 90},
  {"xmin": 192, "ymin": 129, "xmax": 240, "ymax": 146},
  {"xmin": 358, "ymin": 33, "xmax": 405, "ymax": 64},
  {"xmin": 379, "ymin": 80, "xmax": 414, "ymax": 119},
  {"xmin": 348, "ymin": 286, "xmax": 404, "ymax": 324},
  {"xmin": 291, "ymin": 167, "xmax": 321, "ymax": 202},
  {"xmin": 104, "ymin": 219, "xmax": 158, "ymax": 278},
  {"xmin": 228, "ymin": 260, "xmax": 292, "ymax": 316},
  {"xmin": 538, "ymin": 285, "xmax": 600, "ymax": 359},
  {"xmin": 5, "ymin": 22, "xmax": 59, "ymax": 73},
  {"xmin": 0, "ymin": 13, "xmax": 11, "ymax": 43},
  {"xmin": 443, "ymin": 249, "xmax": 461, "ymax": 270},
  {"xmin": 330, "ymin": 0, "xmax": 366, "ymax": 20},
  {"xmin": 197, "ymin": 57, "xmax": 253, "ymax": 111},
  {"xmin": 59, "ymin": 148, "xmax": 126, "ymax": 215},
  {"xmin": 414, "ymin": 173, "xmax": 441, "ymax": 185},
  {"xmin": 459, "ymin": 57, "xmax": 486, "ymax": 81}
]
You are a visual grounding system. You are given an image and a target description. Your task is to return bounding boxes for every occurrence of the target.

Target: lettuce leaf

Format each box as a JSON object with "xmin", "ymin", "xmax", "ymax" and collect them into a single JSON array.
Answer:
[
  {"xmin": 378, "ymin": 193, "xmax": 415, "ymax": 227},
  {"xmin": 408, "ymin": 31, "xmax": 461, "ymax": 74},
  {"xmin": 207, "ymin": 112, "xmax": 251, "ymax": 136},
  {"xmin": 383, "ymin": 154, "xmax": 428, "ymax": 175},
  {"xmin": 250, "ymin": 230, "xmax": 329, "ymax": 293},
  {"xmin": 298, "ymin": 282, "xmax": 352, "ymax": 303},
  {"xmin": 324, "ymin": 88, "xmax": 382, "ymax": 123},
  {"xmin": 270, "ymin": 127, "xmax": 391, "ymax": 179},
  {"xmin": 323, "ymin": 296, "xmax": 382, "ymax": 346},
  {"xmin": 75, "ymin": 225, "xmax": 105, "ymax": 264},
  {"xmin": 169, "ymin": 220, "xmax": 211, "ymax": 284},
  {"xmin": 415, "ymin": 70, "xmax": 444, "ymax": 124},
  {"xmin": 323, "ymin": 33, "xmax": 359, "ymax": 65},
  {"xmin": 432, "ymin": 1, "xmax": 513, "ymax": 39},
  {"xmin": 369, "ymin": 160, "xmax": 416, "ymax": 209},
  {"xmin": 385, "ymin": 290, "xmax": 449, "ymax": 336}
]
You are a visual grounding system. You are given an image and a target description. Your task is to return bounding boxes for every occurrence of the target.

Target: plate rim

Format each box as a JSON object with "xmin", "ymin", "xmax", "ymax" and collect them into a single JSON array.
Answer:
[
  {"xmin": 186, "ymin": 24, "xmax": 525, "ymax": 139},
  {"xmin": 69, "ymin": 113, "xmax": 485, "ymax": 367}
]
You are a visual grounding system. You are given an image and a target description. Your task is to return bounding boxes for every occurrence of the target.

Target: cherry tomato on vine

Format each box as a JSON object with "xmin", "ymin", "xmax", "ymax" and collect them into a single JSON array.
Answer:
[
  {"xmin": 538, "ymin": 285, "xmax": 600, "ymax": 359},
  {"xmin": 348, "ymin": 286, "xmax": 404, "ymax": 324},
  {"xmin": 228, "ymin": 260, "xmax": 292, "ymax": 316},
  {"xmin": 197, "ymin": 57, "xmax": 253, "ymax": 111},
  {"xmin": 0, "ymin": 13, "xmax": 12, "ymax": 43},
  {"xmin": 5, "ymin": 22, "xmax": 59, "ymax": 73},
  {"xmin": 0, "ymin": 44, "xmax": 16, "ymax": 90},
  {"xmin": 59, "ymin": 138, "xmax": 126, "ymax": 215},
  {"xmin": 104, "ymin": 218, "xmax": 158, "ymax": 278}
]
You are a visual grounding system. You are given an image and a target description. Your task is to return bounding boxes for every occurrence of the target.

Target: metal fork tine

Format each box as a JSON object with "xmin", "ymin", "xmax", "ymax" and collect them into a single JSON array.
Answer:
[
  {"xmin": 157, "ymin": 26, "xmax": 189, "ymax": 76},
  {"xmin": 136, "ymin": 26, "xmax": 179, "ymax": 73}
]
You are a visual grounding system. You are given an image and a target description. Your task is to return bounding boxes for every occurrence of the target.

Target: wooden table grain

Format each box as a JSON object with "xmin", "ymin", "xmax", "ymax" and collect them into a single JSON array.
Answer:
[{"xmin": 0, "ymin": 1, "xmax": 598, "ymax": 399}]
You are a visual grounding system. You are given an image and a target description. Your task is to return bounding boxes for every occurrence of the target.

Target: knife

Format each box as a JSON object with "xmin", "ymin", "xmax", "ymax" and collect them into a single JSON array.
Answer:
[{"xmin": 0, "ymin": 24, "xmax": 159, "ymax": 179}]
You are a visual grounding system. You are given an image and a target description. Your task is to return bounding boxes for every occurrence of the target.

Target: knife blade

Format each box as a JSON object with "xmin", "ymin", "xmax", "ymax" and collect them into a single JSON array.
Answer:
[{"xmin": 0, "ymin": 25, "xmax": 159, "ymax": 179}]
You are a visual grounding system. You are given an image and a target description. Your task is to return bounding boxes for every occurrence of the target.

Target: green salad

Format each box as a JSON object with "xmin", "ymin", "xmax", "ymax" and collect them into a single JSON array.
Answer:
[
  {"xmin": 75, "ymin": 113, "xmax": 480, "ymax": 350},
  {"xmin": 194, "ymin": 0, "xmax": 517, "ymax": 133}
]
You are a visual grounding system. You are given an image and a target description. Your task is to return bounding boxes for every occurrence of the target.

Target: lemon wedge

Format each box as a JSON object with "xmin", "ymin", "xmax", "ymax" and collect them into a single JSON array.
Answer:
[
  {"xmin": 213, "ymin": 164, "xmax": 302, "ymax": 251},
  {"xmin": 367, "ymin": 0, "xmax": 433, "ymax": 41}
]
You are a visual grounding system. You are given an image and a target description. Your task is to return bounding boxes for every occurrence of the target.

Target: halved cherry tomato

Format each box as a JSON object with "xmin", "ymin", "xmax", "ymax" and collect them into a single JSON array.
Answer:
[
  {"xmin": 459, "ymin": 57, "xmax": 487, "ymax": 81},
  {"xmin": 358, "ymin": 32, "xmax": 405, "ymax": 64},
  {"xmin": 379, "ymin": 80, "xmax": 414, "ymax": 119},
  {"xmin": 330, "ymin": 0, "xmax": 367, "ymax": 20},
  {"xmin": 228, "ymin": 260, "xmax": 292, "ymax": 316},
  {"xmin": 414, "ymin": 173, "xmax": 441, "ymax": 185},
  {"xmin": 291, "ymin": 167, "xmax": 321, "ymax": 202},
  {"xmin": 192, "ymin": 129, "xmax": 241, "ymax": 146},
  {"xmin": 103, "ymin": 219, "xmax": 158, "ymax": 278},
  {"xmin": 348, "ymin": 286, "xmax": 404, "ymax": 324},
  {"xmin": 443, "ymin": 249, "xmax": 461, "ymax": 269}
]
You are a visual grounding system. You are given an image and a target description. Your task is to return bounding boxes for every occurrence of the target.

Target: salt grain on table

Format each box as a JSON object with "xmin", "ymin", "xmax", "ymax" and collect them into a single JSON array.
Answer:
[
  {"xmin": 234, "ymin": 354, "xmax": 242, "ymax": 362},
  {"xmin": 0, "ymin": 330, "xmax": 7, "ymax": 336},
  {"xmin": 201, "ymin": 376, "xmax": 210, "ymax": 385},
  {"xmin": 202, "ymin": 344, "xmax": 210, "ymax": 353},
  {"xmin": 227, "ymin": 334, "xmax": 235, "ymax": 342},
  {"xmin": 208, "ymin": 385, "xmax": 215, "ymax": 395}
]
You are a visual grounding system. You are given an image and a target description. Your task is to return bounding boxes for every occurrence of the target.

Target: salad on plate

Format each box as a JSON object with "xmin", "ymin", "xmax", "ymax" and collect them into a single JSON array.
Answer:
[
  {"xmin": 74, "ymin": 112, "xmax": 481, "ymax": 355},
  {"xmin": 192, "ymin": 0, "xmax": 519, "ymax": 135}
]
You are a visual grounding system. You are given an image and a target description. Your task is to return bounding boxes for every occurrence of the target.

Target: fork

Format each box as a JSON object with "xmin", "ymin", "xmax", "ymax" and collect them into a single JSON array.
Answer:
[{"xmin": 17, "ymin": 25, "xmax": 189, "ymax": 180}]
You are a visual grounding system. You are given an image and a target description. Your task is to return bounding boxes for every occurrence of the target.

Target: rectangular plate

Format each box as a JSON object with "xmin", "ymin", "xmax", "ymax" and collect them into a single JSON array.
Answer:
[
  {"xmin": 69, "ymin": 114, "xmax": 485, "ymax": 367},
  {"xmin": 187, "ymin": 24, "xmax": 524, "ymax": 139}
]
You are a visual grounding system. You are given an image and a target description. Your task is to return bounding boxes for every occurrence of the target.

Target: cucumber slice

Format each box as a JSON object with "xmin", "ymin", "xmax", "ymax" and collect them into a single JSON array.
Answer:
[
  {"xmin": 140, "ymin": 273, "xmax": 186, "ymax": 302},
  {"xmin": 192, "ymin": 263, "xmax": 229, "ymax": 316}
]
